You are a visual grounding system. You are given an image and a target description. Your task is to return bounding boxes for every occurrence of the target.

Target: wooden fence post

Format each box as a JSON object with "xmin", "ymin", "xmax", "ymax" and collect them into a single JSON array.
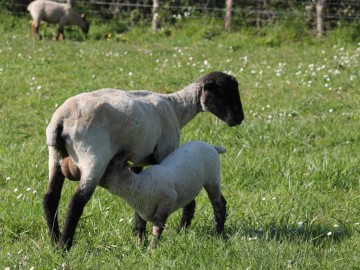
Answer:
[
  {"xmin": 316, "ymin": 0, "xmax": 325, "ymax": 36},
  {"xmin": 225, "ymin": 0, "xmax": 233, "ymax": 31},
  {"xmin": 152, "ymin": 0, "xmax": 159, "ymax": 33}
]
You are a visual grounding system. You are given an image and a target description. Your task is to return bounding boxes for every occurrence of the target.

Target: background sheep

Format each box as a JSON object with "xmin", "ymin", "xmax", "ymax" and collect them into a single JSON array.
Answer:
[
  {"xmin": 44, "ymin": 71, "xmax": 244, "ymax": 251},
  {"xmin": 27, "ymin": 0, "xmax": 89, "ymax": 40},
  {"xmin": 101, "ymin": 141, "xmax": 227, "ymax": 248}
]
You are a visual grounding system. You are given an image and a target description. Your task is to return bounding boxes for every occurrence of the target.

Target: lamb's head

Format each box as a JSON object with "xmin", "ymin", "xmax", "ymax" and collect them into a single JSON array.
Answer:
[
  {"xmin": 103, "ymin": 152, "xmax": 133, "ymax": 178},
  {"xmin": 199, "ymin": 72, "xmax": 244, "ymax": 127},
  {"xmin": 80, "ymin": 14, "xmax": 90, "ymax": 34}
]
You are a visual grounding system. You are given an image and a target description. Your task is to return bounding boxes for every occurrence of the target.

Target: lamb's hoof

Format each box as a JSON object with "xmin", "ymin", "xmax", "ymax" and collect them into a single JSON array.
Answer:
[{"xmin": 150, "ymin": 240, "xmax": 158, "ymax": 249}]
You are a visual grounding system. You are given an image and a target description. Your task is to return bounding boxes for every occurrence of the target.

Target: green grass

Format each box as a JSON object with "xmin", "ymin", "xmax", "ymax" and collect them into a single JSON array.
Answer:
[{"xmin": 0, "ymin": 13, "xmax": 359, "ymax": 269}]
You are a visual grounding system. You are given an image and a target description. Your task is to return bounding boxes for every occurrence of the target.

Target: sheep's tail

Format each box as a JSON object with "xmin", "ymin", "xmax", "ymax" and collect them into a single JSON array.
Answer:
[
  {"xmin": 213, "ymin": 145, "xmax": 226, "ymax": 154},
  {"xmin": 46, "ymin": 115, "xmax": 67, "ymax": 155}
]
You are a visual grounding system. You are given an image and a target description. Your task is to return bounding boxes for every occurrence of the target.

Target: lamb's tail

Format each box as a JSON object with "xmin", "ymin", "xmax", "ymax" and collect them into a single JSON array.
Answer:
[{"xmin": 213, "ymin": 145, "xmax": 226, "ymax": 154}]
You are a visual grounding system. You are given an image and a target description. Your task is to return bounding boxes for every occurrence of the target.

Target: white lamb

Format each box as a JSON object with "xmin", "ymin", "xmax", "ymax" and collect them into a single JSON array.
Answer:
[
  {"xmin": 101, "ymin": 141, "xmax": 227, "ymax": 248},
  {"xmin": 44, "ymin": 71, "xmax": 244, "ymax": 251},
  {"xmin": 27, "ymin": 0, "xmax": 90, "ymax": 40}
]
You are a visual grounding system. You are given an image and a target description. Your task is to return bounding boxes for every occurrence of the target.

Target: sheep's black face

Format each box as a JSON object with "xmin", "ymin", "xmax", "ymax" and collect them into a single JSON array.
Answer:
[{"xmin": 200, "ymin": 72, "xmax": 244, "ymax": 127}]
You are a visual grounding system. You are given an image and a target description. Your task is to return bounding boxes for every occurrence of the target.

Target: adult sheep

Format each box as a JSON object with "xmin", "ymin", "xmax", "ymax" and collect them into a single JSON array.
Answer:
[
  {"xmin": 44, "ymin": 71, "xmax": 244, "ymax": 251},
  {"xmin": 27, "ymin": 0, "xmax": 90, "ymax": 40}
]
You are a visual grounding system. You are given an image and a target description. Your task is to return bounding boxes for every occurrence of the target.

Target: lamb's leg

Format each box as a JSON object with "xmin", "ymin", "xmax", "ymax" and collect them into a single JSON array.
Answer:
[
  {"xmin": 131, "ymin": 168, "xmax": 146, "ymax": 245},
  {"xmin": 43, "ymin": 147, "xmax": 65, "ymax": 244},
  {"xmin": 214, "ymin": 194, "xmax": 227, "ymax": 233},
  {"xmin": 150, "ymin": 194, "xmax": 176, "ymax": 248},
  {"xmin": 150, "ymin": 214, "xmax": 168, "ymax": 249},
  {"xmin": 205, "ymin": 185, "xmax": 227, "ymax": 234},
  {"xmin": 180, "ymin": 199, "xmax": 196, "ymax": 229},
  {"xmin": 134, "ymin": 212, "xmax": 147, "ymax": 245}
]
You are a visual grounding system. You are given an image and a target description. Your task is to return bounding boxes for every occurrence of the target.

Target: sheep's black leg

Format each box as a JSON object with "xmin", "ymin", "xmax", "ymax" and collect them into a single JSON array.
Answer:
[
  {"xmin": 180, "ymin": 200, "xmax": 196, "ymax": 229},
  {"xmin": 205, "ymin": 185, "xmax": 227, "ymax": 234},
  {"xmin": 56, "ymin": 25, "xmax": 65, "ymax": 40},
  {"xmin": 43, "ymin": 166, "xmax": 65, "ymax": 244},
  {"xmin": 213, "ymin": 194, "xmax": 227, "ymax": 233},
  {"xmin": 59, "ymin": 186, "xmax": 95, "ymax": 251},
  {"xmin": 134, "ymin": 212, "xmax": 147, "ymax": 245},
  {"xmin": 32, "ymin": 24, "xmax": 40, "ymax": 39}
]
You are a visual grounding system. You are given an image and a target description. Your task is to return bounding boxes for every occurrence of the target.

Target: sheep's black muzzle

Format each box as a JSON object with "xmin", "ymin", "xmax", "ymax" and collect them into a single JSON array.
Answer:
[
  {"xmin": 226, "ymin": 116, "xmax": 244, "ymax": 127},
  {"xmin": 226, "ymin": 108, "xmax": 245, "ymax": 127}
]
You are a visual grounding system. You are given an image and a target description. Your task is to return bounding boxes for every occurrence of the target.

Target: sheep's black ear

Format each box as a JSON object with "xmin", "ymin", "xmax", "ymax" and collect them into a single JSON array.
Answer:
[
  {"xmin": 81, "ymin": 13, "xmax": 86, "ymax": 19},
  {"xmin": 203, "ymin": 81, "xmax": 216, "ymax": 92}
]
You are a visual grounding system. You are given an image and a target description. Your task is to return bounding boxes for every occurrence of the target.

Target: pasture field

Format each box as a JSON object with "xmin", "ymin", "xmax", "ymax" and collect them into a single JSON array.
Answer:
[{"xmin": 0, "ymin": 14, "xmax": 359, "ymax": 269}]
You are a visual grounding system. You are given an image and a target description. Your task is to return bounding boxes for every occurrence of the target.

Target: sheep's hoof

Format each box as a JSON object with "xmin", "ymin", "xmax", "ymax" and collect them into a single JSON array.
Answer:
[
  {"xmin": 150, "ymin": 240, "xmax": 158, "ymax": 249},
  {"xmin": 136, "ymin": 235, "xmax": 143, "ymax": 246}
]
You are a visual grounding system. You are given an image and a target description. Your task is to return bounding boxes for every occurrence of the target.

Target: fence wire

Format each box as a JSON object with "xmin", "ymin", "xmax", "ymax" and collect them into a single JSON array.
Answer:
[{"xmin": 3, "ymin": 0, "xmax": 360, "ymax": 24}]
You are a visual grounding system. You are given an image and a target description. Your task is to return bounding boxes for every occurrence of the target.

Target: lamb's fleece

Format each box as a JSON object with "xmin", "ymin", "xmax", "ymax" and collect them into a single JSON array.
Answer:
[{"xmin": 100, "ymin": 141, "xmax": 226, "ymax": 223}]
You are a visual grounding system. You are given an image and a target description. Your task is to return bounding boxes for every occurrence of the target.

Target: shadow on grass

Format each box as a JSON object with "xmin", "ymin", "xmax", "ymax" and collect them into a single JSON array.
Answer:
[{"xmin": 224, "ymin": 221, "xmax": 354, "ymax": 246}]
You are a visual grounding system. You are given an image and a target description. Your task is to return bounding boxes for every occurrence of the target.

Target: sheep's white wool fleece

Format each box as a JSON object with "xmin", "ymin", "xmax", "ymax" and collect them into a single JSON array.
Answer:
[
  {"xmin": 47, "ymin": 85, "xmax": 202, "ymax": 188},
  {"xmin": 28, "ymin": 0, "xmax": 72, "ymax": 24}
]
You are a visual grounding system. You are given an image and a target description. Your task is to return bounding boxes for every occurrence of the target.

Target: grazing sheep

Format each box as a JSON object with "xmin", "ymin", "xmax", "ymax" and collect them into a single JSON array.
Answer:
[
  {"xmin": 44, "ymin": 71, "xmax": 244, "ymax": 251},
  {"xmin": 27, "ymin": 0, "xmax": 90, "ymax": 40},
  {"xmin": 100, "ymin": 141, "xmax": 227, "ymax": 248}
]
